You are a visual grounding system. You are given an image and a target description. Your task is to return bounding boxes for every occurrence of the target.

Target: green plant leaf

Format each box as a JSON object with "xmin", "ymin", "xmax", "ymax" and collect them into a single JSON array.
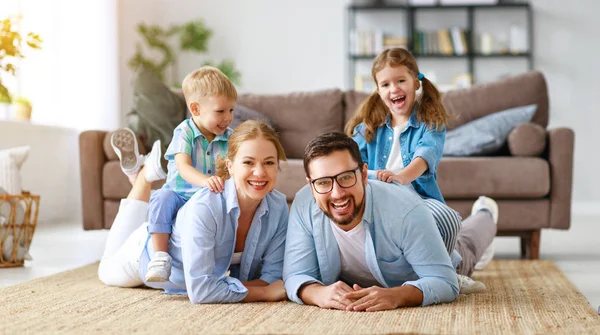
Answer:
[
  {"xmin": 204, "ymin": 59, "xmax": 241, "ymax": 85},
  {"xmin": 0, "ymin": 15, "xmax": 43, "ymax": 101},
  {"xmin": 179, "ymin": 20, "xmax": 212, "ymax": 52}
]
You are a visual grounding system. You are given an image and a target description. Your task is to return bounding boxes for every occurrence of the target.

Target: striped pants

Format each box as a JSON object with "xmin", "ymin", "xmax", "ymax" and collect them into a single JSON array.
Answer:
[{"xmin": 423, "ymin": 198, "xmax": 462, "ymax": 254}]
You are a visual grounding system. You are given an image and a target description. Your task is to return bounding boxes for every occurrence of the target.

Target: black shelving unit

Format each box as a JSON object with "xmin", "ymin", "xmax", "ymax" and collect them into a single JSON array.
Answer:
[{"xmin": 347, "ymin": 2, "xmax": 533, "ymax": 89}]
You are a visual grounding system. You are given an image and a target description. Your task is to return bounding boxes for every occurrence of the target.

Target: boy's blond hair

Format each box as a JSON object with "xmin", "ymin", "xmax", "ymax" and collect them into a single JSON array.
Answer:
[{"xmin": 181, "ymin": 66, "xmax": 237, "ymax": 105}]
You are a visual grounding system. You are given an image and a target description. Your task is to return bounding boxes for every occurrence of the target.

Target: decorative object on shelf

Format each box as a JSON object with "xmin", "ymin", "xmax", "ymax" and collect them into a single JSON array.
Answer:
[
  {"xmin": 480, "ymin": 32, "xmax": 494, "ymax": 54},
  {"xmin": 440, "ymin": 0, "xmax": 498, "ymax": 5},
  {"xmin": 0, "ymin": 15, "xmax": 42, "ymax": 108},
  {"xmin": 128, "ymin": 20, "xmax": 241, "ymax": 87},
  {"xmin": 12, "ymin": 96, "xmax": 31, "ymax": 121}
]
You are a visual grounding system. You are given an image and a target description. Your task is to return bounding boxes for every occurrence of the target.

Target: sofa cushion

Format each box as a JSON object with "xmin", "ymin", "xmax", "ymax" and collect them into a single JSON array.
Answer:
[
  {"xmin": 274, "ymin": 159, "xmax": 308, "ymax": 201},
  {"xmin": 126, "ymin": 67, "xmax": 187, "ymax": 152},
  {"xmin": 442, "ymin": 71, "xmax": 549, "ymax": 131},
  {"xmin": 443, "ymin": 104, "xmax": 537, "ymax": 156},
  {"xmin": 102, "ymin": 161, "xmax": 164, "ymax": 200},
  {"xmin": 438, "ymin": 157, "xmax": 550, "ymax": 199},
  {"xmin": 237, "ymin": 89, "xmax": 344, "ymax": 159},
  {"xmin": 231, "ymin": 104, "xmax": 277, "ymax": 130},
  {"xmin": 0, "ymin": 146, "xmax": 29, "ymax": 195},
  {"xmin": 508, "ymin": 123, "xmax": 547, "ymax": 157},
  {"xmin": 343, "ymin": 90, "xmax": 370, "ymax": 126},
  {"xmin": 447, "ymin": 199, "xmax": 550, "ymax": 230}
]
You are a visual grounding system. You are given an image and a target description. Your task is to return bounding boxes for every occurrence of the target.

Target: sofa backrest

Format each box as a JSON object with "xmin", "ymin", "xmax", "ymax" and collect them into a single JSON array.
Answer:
[
  {"xmin": 342, "ymin": 70, "xmax": 549, "ymax": 131},
  {"xmin": 237, "ymin": 89, "xmax": 344, "ymax": 159},
  {"xmin": 442, "ymin": 71, "xmax": 549, "ymax": 130}
]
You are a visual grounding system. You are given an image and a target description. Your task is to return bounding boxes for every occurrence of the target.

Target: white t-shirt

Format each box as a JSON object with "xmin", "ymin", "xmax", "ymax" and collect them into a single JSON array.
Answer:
[
  {"xmin": 231, "ymin": 252, "xmax": 243, "ymax": 265},
  {"xmin": 329, "ymin": 221, "xmax": 380, "ymax": 288},
  {"xmin": 385, "ymin": 122, "xmax": 409, "ymax": 174}
]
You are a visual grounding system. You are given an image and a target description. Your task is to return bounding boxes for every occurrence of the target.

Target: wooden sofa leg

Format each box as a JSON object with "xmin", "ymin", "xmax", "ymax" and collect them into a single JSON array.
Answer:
[
  {"xmin": 529, "ymin": 230, "xmax": 540, "ymax": 259},
  {"xmin": 520, "ymin": 230, "xmax": 541, "ymax": 260}
]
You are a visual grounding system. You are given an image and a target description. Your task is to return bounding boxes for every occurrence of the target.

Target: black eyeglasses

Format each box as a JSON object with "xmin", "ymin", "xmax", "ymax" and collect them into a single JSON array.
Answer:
[{"xmin": 310, "ymin": 167, "xmax": 361, "ymax": 194}]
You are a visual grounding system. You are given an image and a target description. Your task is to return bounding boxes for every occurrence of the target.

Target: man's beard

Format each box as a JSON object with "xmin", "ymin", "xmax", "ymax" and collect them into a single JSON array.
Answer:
[{"xmin": 325, "ymin": 194, "xmax": 364, "ymax": 226}]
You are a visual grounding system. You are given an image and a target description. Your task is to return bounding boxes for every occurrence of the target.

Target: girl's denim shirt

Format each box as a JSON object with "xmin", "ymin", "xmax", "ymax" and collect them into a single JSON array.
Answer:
[{"xmin": 352, "ymin": 110, "xmax": 446, "ymax": 203}]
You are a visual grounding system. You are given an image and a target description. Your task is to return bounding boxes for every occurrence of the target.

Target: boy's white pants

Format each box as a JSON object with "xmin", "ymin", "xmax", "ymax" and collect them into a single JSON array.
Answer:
[{"xmin": 97, "ymin": 199, "xmax": 149, "ymax": 287}]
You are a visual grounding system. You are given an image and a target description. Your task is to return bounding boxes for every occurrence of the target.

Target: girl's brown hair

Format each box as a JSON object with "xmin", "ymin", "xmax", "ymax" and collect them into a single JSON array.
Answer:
[
  {"xmin": 345, "ymin": 48, "xmax": 448, "ymax": 142},
  {"xmin": 215, "ymin": 120, "xmax": 287, "ymax": 180}
]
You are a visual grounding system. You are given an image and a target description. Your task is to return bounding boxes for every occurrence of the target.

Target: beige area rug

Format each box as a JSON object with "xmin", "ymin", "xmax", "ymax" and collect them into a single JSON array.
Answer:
[{"xmin": 1, "ymin": 261, "xmax": 599, "ymax": 335}]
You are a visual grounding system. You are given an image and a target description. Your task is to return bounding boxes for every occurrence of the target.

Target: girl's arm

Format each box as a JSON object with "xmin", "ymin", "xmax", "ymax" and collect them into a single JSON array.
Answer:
[
  {"xmin": 379, "ymin": 126, "xmax": 445, "ymax": 184},
  {"xmin": 412, "ymin": 125, "xmax": 446, "ymax": 178},
  {"xmin": 351, "ymin": 124, "xmax": 377, "ymax": 176},
  {"xmin": 392, "ymin": 157, "xmax": 428, "ymax": 184}
]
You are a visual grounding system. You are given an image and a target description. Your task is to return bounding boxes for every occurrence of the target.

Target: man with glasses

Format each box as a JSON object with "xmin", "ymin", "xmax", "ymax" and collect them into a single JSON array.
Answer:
[{"xmin": 283, "ymin": 132, "xmax": 498, "ymax": 311}]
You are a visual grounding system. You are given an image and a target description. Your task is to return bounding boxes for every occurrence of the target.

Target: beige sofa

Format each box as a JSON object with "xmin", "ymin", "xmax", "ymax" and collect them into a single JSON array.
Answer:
[{"xmin": 79, "ymin": 71, "xmax": 574, "ymax": 259}]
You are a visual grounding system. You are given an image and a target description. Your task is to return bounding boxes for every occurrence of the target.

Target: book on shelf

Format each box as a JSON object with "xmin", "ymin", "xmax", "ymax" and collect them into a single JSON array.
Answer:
[
  {"xmin": 412, "ymin": 27, "xmax": 469, "ymax": 55},
  {"xmin": 349, "ymin": 29, "xmax": 407, "ymax": 56}
]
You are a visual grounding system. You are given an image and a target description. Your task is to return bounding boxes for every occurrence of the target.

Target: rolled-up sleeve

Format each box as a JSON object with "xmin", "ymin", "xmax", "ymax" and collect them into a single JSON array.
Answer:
[
  {"xmin": 399, "ymin": 204, "xmax": 459, "ymax": 306},
  {"xmin": 413, "ymin": 126, "xmax": 445, "ymax": 176},
  {"xmin": 283, "ymin": 198, "xmax": 323, "ymax": 304},
  {"xmin": 180, "ymin": 203, "xmax": 248, "ymax": 304},
  {"xmin": 258, "ymin": 207, "xmax": 289, "ymax": 284}
]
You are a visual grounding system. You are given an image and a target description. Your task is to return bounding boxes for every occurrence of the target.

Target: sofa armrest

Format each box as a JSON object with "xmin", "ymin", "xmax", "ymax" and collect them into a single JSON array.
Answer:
[
  {"xmin": 547, "ymin": 127, "xmax": 575, "ymax": 230},
  {"xmin": 79, "ymin": 130, "xmax": 108, "ymax": 230}
]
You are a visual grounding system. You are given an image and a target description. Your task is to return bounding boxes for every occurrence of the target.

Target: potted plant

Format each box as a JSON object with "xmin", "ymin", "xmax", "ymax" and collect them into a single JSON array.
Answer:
[
  {"xmin": 12, "ymin": 96, "xmax": 31, "ymax": 121},
  {"xmin": 128, "ymin": 19, "xmax": 240, "ymax": 86},
  {"xmin": 0, "ymin": 15, "xmax": 42, "ymax": 117}
]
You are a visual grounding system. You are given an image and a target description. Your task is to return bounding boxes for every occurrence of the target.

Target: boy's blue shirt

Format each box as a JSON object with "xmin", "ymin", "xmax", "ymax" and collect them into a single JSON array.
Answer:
[
  {"xmin": 163, "ymin": 118, "xmax": 232, "ymax": 200},
  {"xmin": 351, "ymin": 109, "xmax": 446, "ymax": 203}
]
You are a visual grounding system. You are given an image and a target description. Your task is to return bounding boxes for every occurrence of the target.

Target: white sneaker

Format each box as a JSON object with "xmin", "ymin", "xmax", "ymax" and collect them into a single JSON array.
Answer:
[
  {"xmin": 111, "ymin": 128, "xmax": 143, "ymax": 176},
  {"xmin": 145, "ymin": 251, "xmax": 172, "ymax": 282},
  {"xmin": 458, "ymin": 274, "xmax": 486, "ymax": 294},
  {"xmin": 144, "ymin": 140, "xmax": 167, "ymax": 183},
  {"xmin": 472, "ymin": 196, "xmax": 499, "ymax": 270},
  {"xmin": 471, "ymin": 196, "xmax": 499, "ymax": 224}
]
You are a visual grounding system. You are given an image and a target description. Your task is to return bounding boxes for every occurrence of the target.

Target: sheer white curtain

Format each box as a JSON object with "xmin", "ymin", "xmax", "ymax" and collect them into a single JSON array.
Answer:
[{"xmin": 2, "ymin": 0, "xmax": 119, "ymax": 131}]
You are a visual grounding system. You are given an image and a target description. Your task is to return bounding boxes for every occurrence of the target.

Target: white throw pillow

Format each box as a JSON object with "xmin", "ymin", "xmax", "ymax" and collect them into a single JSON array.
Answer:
[{"xmin": 0, "ymin": 146, "xmax": 30, "ymax": 194}]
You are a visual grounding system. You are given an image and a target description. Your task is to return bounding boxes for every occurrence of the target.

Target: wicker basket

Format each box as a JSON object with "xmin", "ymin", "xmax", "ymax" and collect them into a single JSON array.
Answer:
[{"xmin": 0, "ymin": 191, "xmax": 40, "ymax": 267}]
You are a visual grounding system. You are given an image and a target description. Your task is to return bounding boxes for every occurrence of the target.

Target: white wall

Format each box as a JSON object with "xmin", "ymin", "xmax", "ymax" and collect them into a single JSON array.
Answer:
[
  {"xmin": 118, "ymin": 0, "xmax": 600, "ymax": 208},
  {"xmin": 0, "ymin": 121, "xmax": 81, "ymax": 225},
  {"xmin": 3, "ymin": 0, "xmax": 120, "ymax": 132}
]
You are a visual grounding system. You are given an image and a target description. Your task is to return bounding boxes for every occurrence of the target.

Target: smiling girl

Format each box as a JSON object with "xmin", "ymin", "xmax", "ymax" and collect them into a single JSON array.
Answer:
[{"xmin": 345, "ymin": 48, "xmax": 462, "ymax": 257}]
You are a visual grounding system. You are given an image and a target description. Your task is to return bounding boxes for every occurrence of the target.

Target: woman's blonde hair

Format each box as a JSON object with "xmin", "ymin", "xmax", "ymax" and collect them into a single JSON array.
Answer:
[
  {"xmin": 182, "ymin": 66, "xmax": 237, "ymax": 106},
  {"xmin": 345, "ymin": 48, "xmax": 448, "ymax": 142},
  {"xmin": 215, "ymin": 120, "xmax": 287, "ymax": 180}
]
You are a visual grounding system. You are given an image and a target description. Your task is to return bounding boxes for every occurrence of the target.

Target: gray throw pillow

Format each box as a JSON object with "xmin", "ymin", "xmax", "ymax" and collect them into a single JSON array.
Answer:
[
  {"xmin": 126, "ymin": 67, "xmax": 187, "ymax": 151},
  {"xmin": 443, "ymin": 104, "xmax": 538, "ymax": 156},
  {"xmin": 231, "ymin": 104, "xmax": 277, "ymax": 130}
]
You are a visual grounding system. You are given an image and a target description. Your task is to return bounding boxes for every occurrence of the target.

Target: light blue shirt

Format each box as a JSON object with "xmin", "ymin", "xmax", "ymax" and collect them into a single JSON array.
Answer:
[
  {"xmin": 163, "ymin": 118, "xmax": 232, "ymax": 200},
  {"xmin": 283, "ymin": 180, "xmax": 459, "ymax": 307},
  {"xmin": 139, "ymin": 178, "xmax": 289, "ymax": 304},
  {"xmin": 352, "ymin": 110, "xmax": 446, "ymax": 203}
]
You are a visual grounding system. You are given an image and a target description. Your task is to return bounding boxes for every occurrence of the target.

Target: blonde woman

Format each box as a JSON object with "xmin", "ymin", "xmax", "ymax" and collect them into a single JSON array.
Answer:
[{"xmin": 98, "ymin": 120, "xmax": 288, "ymax": 304}]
